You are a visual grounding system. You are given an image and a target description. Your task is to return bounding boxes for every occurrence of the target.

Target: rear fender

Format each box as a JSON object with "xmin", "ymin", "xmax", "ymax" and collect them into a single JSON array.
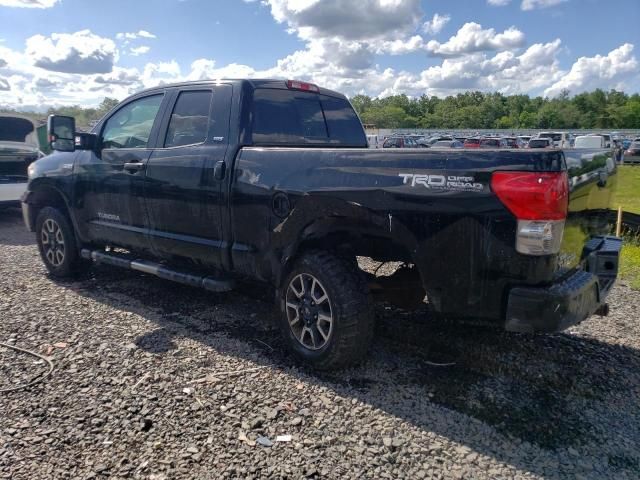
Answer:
[{"xmin": 271, "ymin": 195, "xmax": 420, "ymax": 287}]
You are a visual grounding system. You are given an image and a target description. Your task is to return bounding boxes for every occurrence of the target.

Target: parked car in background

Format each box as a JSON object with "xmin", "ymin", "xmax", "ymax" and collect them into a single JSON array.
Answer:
[
  {"xmin": 0, "ymin": 115, "xmax": 44, "ymax": 208},
  {"xmin": 528, "ymin": 138, "xmax": 552, "ymax": 149},
  {"xmin": 574, "ymin": 135, "xmax": 605, "ymax": 149},
  {"xmin": 382, "ymin": 136, "xmax": 422, "ymax": 148},
  {"xmin": 538, "ymin": 132, "xmax": 571, "ymax": 148},
  {"xmin": 503, "ymin": 137, "xmax": 519, "ymax": 148},
  {"xmin": 464, "ymin": 137, "xmax": 481, "ymax": 148},
  {"xmin": 430, "ymin": 140, "xmax": 464, "ymax": 149},
  {"xmin": 517, "ymin": 135, "xmax": 531, "ymax": 148},
  {"xmin": 625, "ymin": 141, "xmax": 640, "ymax": 164},
  {"xmin": 479, "ymin": 137, "xmax": 507, "ymax": 148},
  {"xmin": 404, "ymin": 135, "xmax": 429, "ymax": 148},
  {"xmin": 426, "ymin": 136, "xmax": 453, "ymax": 146},
  {"xmin": 367, "ymin": 134, "xmax": 381, "ymax": 149},
  {"xmin": 592, "ymin": 133, "xmax": 613, "ymax": 148}
]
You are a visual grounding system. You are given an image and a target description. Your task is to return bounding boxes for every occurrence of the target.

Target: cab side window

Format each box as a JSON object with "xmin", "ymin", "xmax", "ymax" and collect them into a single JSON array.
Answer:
[
  {"xmin": 102, "ymin": 95, "xmax": 163, "ymax": 149},
  {"xmin": 164, "ymin": 90, "xmax": 212, "ymax": 148}
]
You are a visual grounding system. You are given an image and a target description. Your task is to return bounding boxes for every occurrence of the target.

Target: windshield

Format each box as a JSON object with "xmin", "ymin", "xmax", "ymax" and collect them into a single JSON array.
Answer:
[
  {"xmin": 251, "ymin": 89, "xmax": 366, "ymax": 147},
  {"xmin": 529, "ymin": 139, "xmax": 549, "ymax": 147}
]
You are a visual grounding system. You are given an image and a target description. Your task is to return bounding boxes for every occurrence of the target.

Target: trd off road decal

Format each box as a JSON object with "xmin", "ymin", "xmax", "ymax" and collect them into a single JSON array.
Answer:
[{"xmin": 398, "ymin": 173, "xmax": 483, "ymax": 192}]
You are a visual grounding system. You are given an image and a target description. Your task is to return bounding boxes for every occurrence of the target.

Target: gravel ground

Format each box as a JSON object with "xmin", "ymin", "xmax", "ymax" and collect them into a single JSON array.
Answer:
[{"xmin": 1, "ymin": 208, "xmax": 639, "ymax": 479}]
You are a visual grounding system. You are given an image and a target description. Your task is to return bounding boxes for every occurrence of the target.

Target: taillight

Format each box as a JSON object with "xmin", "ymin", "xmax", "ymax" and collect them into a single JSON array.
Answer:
[
  {"xmin": 491, "ymin": 171, "xmax": 569, "ymax": 256},
  {"xmin": 286, "ymin": 80, "xmax": 320, "ymax": 93}
]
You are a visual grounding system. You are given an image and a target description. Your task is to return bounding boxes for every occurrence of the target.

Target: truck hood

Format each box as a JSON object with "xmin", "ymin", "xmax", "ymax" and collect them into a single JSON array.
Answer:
[{"xmin": 0, "ymin": 141, "xmax": 41, "ymax": 156}]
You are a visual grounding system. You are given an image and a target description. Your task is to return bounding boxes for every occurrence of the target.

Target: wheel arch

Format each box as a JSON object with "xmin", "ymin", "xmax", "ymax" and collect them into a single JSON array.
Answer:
[
  {"xmin": 24, "ymin": 182, "xmax": 73, "ymax": 231},
  {"xmin": 273, "ymin": 215, "xmax": 418, "ymax": 289}
]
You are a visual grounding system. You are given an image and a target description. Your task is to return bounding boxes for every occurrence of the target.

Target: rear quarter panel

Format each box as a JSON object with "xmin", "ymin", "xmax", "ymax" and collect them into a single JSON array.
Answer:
[{"xmin": 230, "ymin": 148, "xmax": 565, "ymax": 320}]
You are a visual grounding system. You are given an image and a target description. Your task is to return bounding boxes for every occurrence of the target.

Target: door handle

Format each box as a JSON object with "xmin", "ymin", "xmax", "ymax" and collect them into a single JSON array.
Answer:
[
  {"xmin": 214, "ymin": 160, "xmax": 226, "ymax": 181},
  {"xmin": 123, "ymin": 162, "xmax": 145, "ymax": 173}
]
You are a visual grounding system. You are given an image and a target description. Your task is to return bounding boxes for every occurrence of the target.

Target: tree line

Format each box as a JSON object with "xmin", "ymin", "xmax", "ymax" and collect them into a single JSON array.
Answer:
[
  {"xmin": 350, "ymin": 89, "xmax": 640, "ymax": 130},
  {"xmin": 2, "ymin": 89, "xmax": 640, "ymax": 131},
  {"xmin": 0, "ymin": 98, "xmax": 120, "ymax": 130}
]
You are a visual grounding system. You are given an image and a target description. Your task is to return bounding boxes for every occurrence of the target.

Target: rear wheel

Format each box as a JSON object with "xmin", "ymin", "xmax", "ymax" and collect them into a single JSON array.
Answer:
[
  {"xmin": 35, "ymin": 207, "xmax": 87, "ymax": 278},
  {"xmin": 279, "ymin": 251, "xmax": 374, "ymax": 369}
]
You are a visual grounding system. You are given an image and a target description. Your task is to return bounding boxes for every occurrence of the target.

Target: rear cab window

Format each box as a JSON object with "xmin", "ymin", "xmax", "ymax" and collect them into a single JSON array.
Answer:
[{"xmin": 251, "ymin": 89, "xmax": 366, "ymax": 147}]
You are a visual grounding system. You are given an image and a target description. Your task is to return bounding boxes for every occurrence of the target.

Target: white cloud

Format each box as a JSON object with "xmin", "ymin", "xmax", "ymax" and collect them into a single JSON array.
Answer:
[
  {"xmin": 521, "ymin": 0, "xmax": 568, "ymax": 10},
  {"xmin": 0, "ymin": 0, "xmax": 637, "ymax": 111},
  {"xmin": 187, "ymin": 59, "xmax": 258, "ymax": 80},
  {"xmin": 0, "ymin": 0, "xmax": 58, "ymax": 8},
  {"xmin": 263, "ymin": 0, "xmax": 423, "ymax": 41},
  {"xmin": 488, "ymin": 0, "xmax": 511, "ymax": 5},
  {"xmin": 425, "ymin": 22, "xmax": 525, "ymax": 57},
  {"xmin": 116, "ymin": 30, "xmax": 157, "ymax": 41},
  {"xmin": 94, "ymin": 67, "xmax": 141, "ymax": 86},
  {"xmin": 422, "ymin": 13, "xmax": 450, "ymax": 35},
  {"xmin": 25, "ymin": 30, "xmax": 117, "ymax": 74},
  {"xmin": 129, "ymin": 46, "xmax": 150, "ymax": 56},
  {"xmin": 544, "ymin": 43, "xmax": 638, "ymax": 97}
]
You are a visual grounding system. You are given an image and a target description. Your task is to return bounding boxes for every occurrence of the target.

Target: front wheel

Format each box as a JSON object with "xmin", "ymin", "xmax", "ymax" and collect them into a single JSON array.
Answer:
[
  {"xmin": 35, "ymin": 207, "xmax": 86, "ymax": 278},
  {"xmin": 279, "ymin": 251, "xmax": 374, "ymax": 369}
]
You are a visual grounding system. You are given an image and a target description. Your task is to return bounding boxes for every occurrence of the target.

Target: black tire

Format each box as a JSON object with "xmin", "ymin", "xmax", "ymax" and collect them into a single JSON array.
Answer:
[
  {"xmin": 35, "ymin": 207, "xmax": 86, "ymax": 278},
  {"xmin": 279, "ymin": 250, "xmax": 374, "ymax": 369}
]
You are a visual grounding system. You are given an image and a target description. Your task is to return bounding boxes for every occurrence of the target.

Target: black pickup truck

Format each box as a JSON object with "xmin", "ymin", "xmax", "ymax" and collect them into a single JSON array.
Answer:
[{"xmin": 22, "ymin": 79, "xmax": 622, "ymax": 368}]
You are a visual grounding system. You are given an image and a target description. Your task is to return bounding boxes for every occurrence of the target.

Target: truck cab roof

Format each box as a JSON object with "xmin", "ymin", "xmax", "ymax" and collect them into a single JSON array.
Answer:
[{"xmin": 132, "ymin": 79, "xmax": 350, "ymax": 101}]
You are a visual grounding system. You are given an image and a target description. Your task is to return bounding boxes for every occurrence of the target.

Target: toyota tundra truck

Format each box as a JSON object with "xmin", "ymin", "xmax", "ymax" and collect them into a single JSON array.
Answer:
[{"xmin": 22, "ymin": 79, "xmax": 621, "ymax": 368}]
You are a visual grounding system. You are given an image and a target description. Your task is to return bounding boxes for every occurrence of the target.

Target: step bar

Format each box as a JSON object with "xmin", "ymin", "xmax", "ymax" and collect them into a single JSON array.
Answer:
[{"xmin": 80, "ymin": 249, "xmax": 234, "ymax": 293}]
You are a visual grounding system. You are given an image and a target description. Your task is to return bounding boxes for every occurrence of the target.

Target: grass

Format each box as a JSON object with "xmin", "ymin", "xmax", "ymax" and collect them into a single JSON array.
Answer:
[
  {"xmin": 620, "ymin": 241, "xmax": 640, "ymax": 290},
  {"xmin": 615, "ymin": 165, "xmax": 640, "ymax": 214},
  {"xmin": 613, "ymin": 166, "xmax": 640, "ymax": 289}
]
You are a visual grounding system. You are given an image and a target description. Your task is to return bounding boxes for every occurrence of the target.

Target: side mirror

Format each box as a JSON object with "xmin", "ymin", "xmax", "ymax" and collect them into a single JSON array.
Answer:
[{"xmin": 48, "ymin": 115, "xmax": 75, "ymax": 152}]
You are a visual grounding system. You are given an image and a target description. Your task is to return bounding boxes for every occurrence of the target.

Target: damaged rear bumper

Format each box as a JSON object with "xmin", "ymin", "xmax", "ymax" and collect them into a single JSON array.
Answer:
[{"xmin": 505, "ymin": 236, "xmax": 622, "ymax": 333}]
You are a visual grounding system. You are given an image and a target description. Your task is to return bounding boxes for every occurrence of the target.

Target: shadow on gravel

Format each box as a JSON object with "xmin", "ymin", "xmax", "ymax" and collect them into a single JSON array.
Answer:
[
  {"xmin": 0, "ymin": 208, "xmax": 35, "ymax": 246},
  {"xmin": 57, "ymin": 264, "xmax": 640, "ymax": 477}
]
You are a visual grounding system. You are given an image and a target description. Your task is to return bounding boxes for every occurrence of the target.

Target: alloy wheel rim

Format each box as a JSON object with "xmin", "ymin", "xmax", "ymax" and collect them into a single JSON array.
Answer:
[
  {"xmin": 41, "ymin": 218, "xmax": 65, "ymax": 267},
  {"xmin": 285, "ymin": 273, "xmax": 333, "ymax": 351}
]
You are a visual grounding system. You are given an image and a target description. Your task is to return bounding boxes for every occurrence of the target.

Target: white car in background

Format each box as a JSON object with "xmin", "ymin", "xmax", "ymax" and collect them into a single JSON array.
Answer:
[
  {"xmin": 538, "ymin": 132, "xmax": 572, "ymax": 148},
  {"xmin": 0, "ymin": 115, "xmax": 43, "ymax": 208},
  {"xmin": 591, "ymin": 133, "xmax": 613, "ymax": 148},
  {"xmin": 574, "ymin": 135, "xmax": 606, "ymax": 148}
]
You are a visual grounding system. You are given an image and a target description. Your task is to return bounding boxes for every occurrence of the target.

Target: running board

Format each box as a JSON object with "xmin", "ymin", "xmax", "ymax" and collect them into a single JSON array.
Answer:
[{"xmin": 80, "ymin": 249, "xmax": 235, "ymax": 293}]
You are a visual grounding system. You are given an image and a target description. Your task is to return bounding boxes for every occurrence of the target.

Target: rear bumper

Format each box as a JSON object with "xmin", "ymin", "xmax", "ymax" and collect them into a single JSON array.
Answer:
[{"xmin": 505, "ymin": 236, "xmax": 622, "ymax": 333}]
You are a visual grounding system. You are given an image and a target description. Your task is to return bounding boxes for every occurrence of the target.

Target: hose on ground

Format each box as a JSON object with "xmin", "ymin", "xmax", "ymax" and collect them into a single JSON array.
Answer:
[{"xmin": 0, "ymin": 342, "xmax": 55, "ymax": 393}]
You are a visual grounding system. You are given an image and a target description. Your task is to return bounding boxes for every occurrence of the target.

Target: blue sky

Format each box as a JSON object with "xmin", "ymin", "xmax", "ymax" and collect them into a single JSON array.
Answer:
[{"xmin": 0, "ymin": 0, "xmax": 638, "ymax": 110}]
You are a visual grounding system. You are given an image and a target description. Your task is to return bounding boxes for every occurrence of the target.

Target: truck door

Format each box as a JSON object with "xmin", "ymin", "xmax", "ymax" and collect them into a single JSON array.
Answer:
[
  {"xmin": 73, "ymin": 93, "xmax": 168, "ymax": 251},
  {"xmin": 144, "ymin": 85, "xmax": 232, "ymax": 268}
]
